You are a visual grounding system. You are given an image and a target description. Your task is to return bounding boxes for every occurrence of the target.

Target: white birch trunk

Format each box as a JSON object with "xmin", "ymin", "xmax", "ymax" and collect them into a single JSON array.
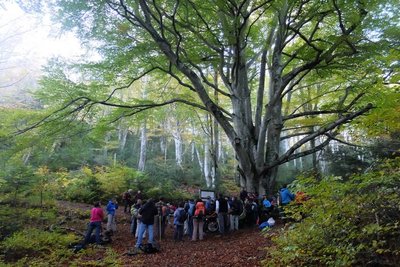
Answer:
[
  {"xmin": 118, "ymin": 126, "xmax": 128, "ymax": 152},
  {"xmin": 160, "ymin": 135, "xmax": 168, "ymax": 162},
  {"xmin": 172, "ymin": 121, "xmax": 183, "ymax": 168},
  {"xmin": 138, "ymin": 121, "xmax": 147, "ymax": 171},
  {"xmin": 203, "ymin": 142, "xmax": 212, "ymax": 188}
]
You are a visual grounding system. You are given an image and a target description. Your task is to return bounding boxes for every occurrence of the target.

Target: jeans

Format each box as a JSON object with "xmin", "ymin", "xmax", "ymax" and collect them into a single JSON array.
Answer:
[
  {"xmin": 107, "ymin": 214, "xmax": 116, "ymax": 232},
  {"xmin": 230, "ymin": 214, "xmax": 239, "ymax": 231},
  {"xmin": 217, "ymin": 212, "xmax": 228, "ymax": 234},
  {"xmin": 136, "ymin": 222, "xmax": 154, "ymax": 248},
  {"xmin": 84, "ymin": 221, "xmax": 102, "ymax": 245}
]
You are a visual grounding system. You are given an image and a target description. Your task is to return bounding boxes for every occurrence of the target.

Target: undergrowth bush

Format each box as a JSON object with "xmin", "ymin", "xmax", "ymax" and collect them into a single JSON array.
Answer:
[
  {"xmin": 264, "ymin": 158, "xmax": 400, "ymax": 266},
  {"xmin": 0, "ymin": 228, "xmax": 78, "ymax": 265}
]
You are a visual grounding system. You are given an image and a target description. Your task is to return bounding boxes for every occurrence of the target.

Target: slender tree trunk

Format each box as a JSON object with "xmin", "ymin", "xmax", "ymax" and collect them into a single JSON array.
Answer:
[
  {"xmin": 103, "ymin": 132, "xmax": 111, "ymax": 163},
  {"xmin": 172, "ymin": 120, "xmax": 183, "ymax": 168},
  {"xmin": 138, "ymin": 121, "xmax": 147, "ymax": 171},
  {"xmin": 118, "ymin": 126, "xmax": 128, "ymax": 153},
  {"xmin": 193, "ymin": 143, "xmax": 204, "ymax": 177},
  {"xmin": 203, "ymin": 142, "xmax": 212, "ymax": 188},
  {"xmin": 212, "ymin": 70, "xmax": 220, "ymax": 188},
  {"xmin": 160, "ymin": 135, "xmax": 168, "ymax": 163}
]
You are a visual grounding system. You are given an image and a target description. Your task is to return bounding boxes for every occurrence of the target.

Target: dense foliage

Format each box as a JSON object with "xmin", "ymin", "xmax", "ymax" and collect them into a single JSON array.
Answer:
[{"xmin": 265, "ymin": 158, "xmax": 400, "ymax": 266}]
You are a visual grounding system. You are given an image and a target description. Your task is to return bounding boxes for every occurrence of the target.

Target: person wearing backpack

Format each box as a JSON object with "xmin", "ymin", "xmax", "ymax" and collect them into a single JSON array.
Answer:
[
  {"xmin": 229, "ymin": 196, "xmax": 243, "ymax": 231},
  {"xmin": 186, "ymin": 199, "xmax": 195, "ymax": 238},
  {"xmin": 122, "ymin": 189, "xmax": 133, "ymax": 213},
  {"xmin": 133, "ymin": 198, "xmax": 158, "ymax": 253},
  {"xmin": 106, "ymin": 197, "xmax": 118, "ymax": 233},
  {"xmin": 173, "ymin": 202, "xmax": 186, "ymax": 242},
  {"xmin": 192, "ymin": 199, "xmax": 206, "ymax": 241},
  {"xmin": 130, "ymin": 199, "xmax": 142, "ymax": 237}
]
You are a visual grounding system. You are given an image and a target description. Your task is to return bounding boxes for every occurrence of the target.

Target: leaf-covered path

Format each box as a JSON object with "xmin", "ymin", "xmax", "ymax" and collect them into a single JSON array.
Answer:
[{"xmin": 59, "ymin": 201, "xmax": 272, "ymax": 266}]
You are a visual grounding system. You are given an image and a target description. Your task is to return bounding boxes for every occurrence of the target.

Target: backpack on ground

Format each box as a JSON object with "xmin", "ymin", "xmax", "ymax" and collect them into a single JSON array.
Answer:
[
  {"xmin": 140, "ymin": 243, "xmax": 160, "ymax": 254},
  {"xmin": 178, "ymin": 209, "xmax": 188, "ymax": 223}
]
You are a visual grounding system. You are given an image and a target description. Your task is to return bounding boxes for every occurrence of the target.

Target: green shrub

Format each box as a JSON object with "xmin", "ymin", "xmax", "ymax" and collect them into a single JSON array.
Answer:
[
  {"xmin": 0, "ymin": 206, "xmax": 24, "ymax": 241},
  {"xmin": 1, "ymin": 228, "xmax": 77, "ymax": 263},
  {"xmin": 265, "ymin": 158, "xmax": 400, "ymax": 266}
]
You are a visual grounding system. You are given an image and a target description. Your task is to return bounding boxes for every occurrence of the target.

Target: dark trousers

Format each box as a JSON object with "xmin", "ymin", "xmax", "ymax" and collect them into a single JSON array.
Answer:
[
  {"xmin": 124, "ymin": 200, "xmax": 132, "ymax": 213},
  {"xmin": 84, "ymin": 221, "xmax": 102, "ymax": 246},
  {"xmin": 174, "ymin": 225, "xmax": 184, "ymax": 241},
  {"xmin": 187, "ymin": 216, "xmax": 193, "ymax": 237},
  {"xmin": 160, "ymin": 216, "xmax": 167, "ymax": 238},
  {"xmin": 130, "ymin": 218, "xmax": 137, "ymax": 236}
]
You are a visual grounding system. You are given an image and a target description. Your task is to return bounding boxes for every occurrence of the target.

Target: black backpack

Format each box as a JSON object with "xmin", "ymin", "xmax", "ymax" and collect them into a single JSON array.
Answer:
[
  {"xmin": 140, "ymin": 243, "xmax": 160, "ymax": 254},
  {"xmin": 196, "ymin": 209, "xmax": 204, "ymax": 220},
  {"xmin": 178, "ymin": 209, "xmax": 188, "ymax": 223}
]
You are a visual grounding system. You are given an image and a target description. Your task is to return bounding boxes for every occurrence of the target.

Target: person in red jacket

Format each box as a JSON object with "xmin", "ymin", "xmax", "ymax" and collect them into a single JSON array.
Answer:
[{"xmin": 83, "ymin": 201, "xmax": 104, "ymax": 246}]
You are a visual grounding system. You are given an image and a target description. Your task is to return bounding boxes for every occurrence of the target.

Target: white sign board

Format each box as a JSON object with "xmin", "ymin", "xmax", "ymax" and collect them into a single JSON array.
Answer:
[{"xmin": 200, "ymin": 190, "xmax": 215, "ymax": 201}]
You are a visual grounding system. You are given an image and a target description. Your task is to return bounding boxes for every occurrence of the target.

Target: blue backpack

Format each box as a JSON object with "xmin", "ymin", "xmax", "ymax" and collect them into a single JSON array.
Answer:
[
  {"xmin": 178, "ymin": 209, "xmax": 188, "ymax": 223},
  {"xmin": 188, "ymin": 203, "xmax": 195, "ymax": 216}
]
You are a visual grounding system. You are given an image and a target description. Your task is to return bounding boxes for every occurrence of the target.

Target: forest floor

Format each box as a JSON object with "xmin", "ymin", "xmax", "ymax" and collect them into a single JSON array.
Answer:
[{"xmin": 57, "ymin": 201, "xmax": 276, "ymax": 267}]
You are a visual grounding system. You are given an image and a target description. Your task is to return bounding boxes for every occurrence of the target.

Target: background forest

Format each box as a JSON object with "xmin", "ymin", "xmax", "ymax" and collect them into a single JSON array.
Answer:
[{"xmin": 0, "ymin": 0, "xmax": 399, "ymax": 266}]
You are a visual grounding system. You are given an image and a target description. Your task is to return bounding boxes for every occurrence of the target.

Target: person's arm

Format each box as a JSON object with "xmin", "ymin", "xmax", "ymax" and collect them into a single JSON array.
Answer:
[{"xmin": 216, "ymin": 200, "xmax": 219, "ymax": 213}]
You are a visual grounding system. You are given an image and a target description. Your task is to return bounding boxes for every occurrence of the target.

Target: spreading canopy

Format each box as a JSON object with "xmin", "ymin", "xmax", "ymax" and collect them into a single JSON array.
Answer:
[{"xmin": 27, "ymin": 0, "xmax": 399, "ymax": 193}]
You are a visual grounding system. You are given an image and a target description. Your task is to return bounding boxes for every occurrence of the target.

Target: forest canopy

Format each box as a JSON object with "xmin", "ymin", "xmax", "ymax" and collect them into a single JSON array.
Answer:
[{"xmin": 0, "ymin": 0, "xmax": 399, "ymax": 266}]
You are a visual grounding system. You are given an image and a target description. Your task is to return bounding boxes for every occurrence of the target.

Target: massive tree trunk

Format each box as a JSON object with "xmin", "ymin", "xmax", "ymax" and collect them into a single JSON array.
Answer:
[{"xmin": 52, "ymin": 0, "xmax": 376, "ymax": 195}]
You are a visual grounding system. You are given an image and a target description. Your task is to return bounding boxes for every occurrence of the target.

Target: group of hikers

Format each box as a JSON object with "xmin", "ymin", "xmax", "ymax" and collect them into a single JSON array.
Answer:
[{"xmin": 81, "ymin": 184, "xmax": 299, "ymax": 254}]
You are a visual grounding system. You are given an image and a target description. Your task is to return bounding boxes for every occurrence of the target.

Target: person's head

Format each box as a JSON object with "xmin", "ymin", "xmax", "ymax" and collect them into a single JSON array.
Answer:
[
  {"xmin": 282, "ymin": 184, "xmax": 288, "ymax": 189},
  {"xmin": 196, "ymin": 199, "xmax": 202, "ymax": 204},
  {"xmin": 218, "ymin": 193, "xmax": 224, "ymax": 199},
  {"xmin": 137, "ymin": 199, "xmax": 142, "ymax": 205},
  {"xmin": 94, "ymin": 201, "xmax": 101, "ymax": 207},
  {"xmin": 128, "ymin": 189, "xmax": 133, "ymax": 193},
  {"xmin": 178, "ymin": 201, "xmax": 185, "ymax": 208},
  {"xmin": 111, "ymin": 197, "xmax": 117, "ymax": 203}
]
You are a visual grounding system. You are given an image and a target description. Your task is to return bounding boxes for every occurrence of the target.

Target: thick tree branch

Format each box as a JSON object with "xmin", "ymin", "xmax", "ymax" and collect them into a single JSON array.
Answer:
[
  {"xmin": 262, "ymin": 103, "xmax": 373, "ymax": 173},
  {"xmin": 283, "ymin": 109, "xmax": 345, "ymax": 121}
]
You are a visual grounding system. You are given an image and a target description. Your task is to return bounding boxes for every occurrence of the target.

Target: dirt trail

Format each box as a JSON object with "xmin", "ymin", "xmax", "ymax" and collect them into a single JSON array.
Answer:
[{"xmin": 58, "ymin": 201, "xmax": 272, "ymax": 267}]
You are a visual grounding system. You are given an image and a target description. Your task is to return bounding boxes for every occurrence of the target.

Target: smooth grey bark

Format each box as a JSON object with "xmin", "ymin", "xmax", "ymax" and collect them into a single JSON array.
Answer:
[
  {"xmin": 172, "ymin": 120, "xmax": 183, "ymax": 168},
  {"xmin": 118, "ymin": 125, "xmax": 128, "ymax": 153},
  {"xmin": 138, "ymin": 121, "xmax": 147, "ymax": 171},
  {"xmin": 54, "ymin": 0, "xmax": 374, "ymax": 194},
  {"xmin": 203, "ymin": 141, "xmax": 212, "ymax": 188},
  {"xmin": 160, "ymin": 135, "xmax": 167, "ymax": 162}
]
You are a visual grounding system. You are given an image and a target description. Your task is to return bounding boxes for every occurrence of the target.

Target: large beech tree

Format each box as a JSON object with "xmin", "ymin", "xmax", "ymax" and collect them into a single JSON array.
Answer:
[{"xmin": 33, "ymin": 0, "xmax": 397, "ymax": 194}]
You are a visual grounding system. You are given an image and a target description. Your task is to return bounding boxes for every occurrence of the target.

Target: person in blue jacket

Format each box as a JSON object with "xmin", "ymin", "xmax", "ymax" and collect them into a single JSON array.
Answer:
[
  {"xmin": 279, "ymin": 184, "xmax": 295, "ymax": 205},
  {"xmin": 106, "ymin": 197, "xmax": 118, "ymax": 233}
]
